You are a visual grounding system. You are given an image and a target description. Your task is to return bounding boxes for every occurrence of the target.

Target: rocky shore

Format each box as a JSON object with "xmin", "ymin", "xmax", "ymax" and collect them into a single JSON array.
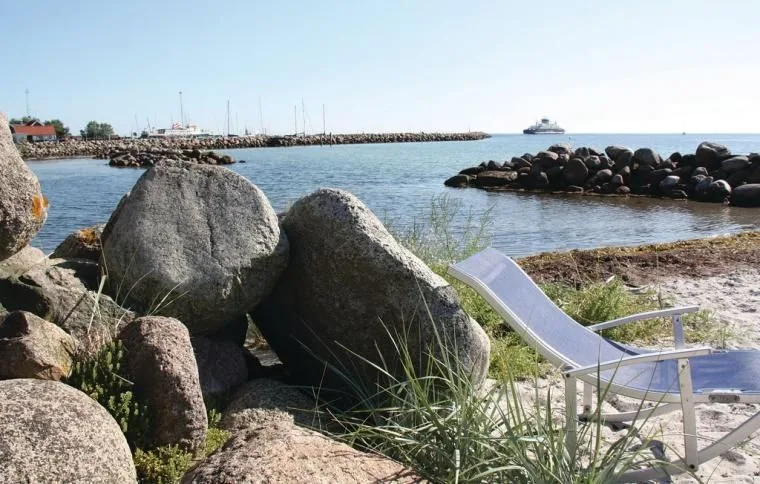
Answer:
[
  {"xmin": 18, "ymin": 131, "xmax": 490, "ymax": 160},
  {"xmin": 446, "ymin": 142, "xmax": 760, "ymax": 207}
]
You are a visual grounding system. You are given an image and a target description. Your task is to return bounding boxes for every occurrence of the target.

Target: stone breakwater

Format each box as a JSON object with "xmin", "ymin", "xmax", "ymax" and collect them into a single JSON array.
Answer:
[
  {"xmin": 445, "ymin": 141, "xmax": 760, "ymax": 207},
  {"xmin": 106, "ymin": 148, "xmax": 235, "ymax": 168},
  {"xmin": 18, "ymin": 131, "xmax": 490, "ymax": 160}
]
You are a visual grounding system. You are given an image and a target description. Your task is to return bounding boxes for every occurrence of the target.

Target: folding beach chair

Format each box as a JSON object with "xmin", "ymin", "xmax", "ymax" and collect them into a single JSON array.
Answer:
[{"xmin": 448, "ymin": 247, "xmax": 760, "ymax": 482}]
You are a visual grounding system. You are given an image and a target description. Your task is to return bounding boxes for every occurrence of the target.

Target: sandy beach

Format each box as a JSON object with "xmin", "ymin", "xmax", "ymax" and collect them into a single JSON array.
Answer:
[{"xmin": 512, "ymin": 266, "xmax": 760, "ymax": 483}]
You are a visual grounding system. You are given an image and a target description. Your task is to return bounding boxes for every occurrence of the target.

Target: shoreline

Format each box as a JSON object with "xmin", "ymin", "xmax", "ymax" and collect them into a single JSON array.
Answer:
[
  {"xmin": 18, "ymin": 131, "xmax": 490, "ymax": 161},
  {"xmin": 516, "ymin": 230, "xmax": 760, "ymax": 286}
]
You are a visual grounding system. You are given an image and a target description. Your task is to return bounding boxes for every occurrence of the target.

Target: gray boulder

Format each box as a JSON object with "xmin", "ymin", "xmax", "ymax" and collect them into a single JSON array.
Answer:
[
  {"xmin": 721, "ymin": 156, "xmax": 751, "ymax": 174},
  {"xmin": 102, "ymin": 161, "xmax": 289, "ymax": 334},
  {"xmin": 191, "ymin": 336, "xmax": 248, "ymax": 398},
  {"xmin": 592, "ymin": 168, "xmax": 613, "ymax": 184},
  {"xmin": 473, "ymin": 170, "xmax": 516, "ymax": 187},
  {"xmin": 182, "ymin": 416, "xmax": 422, "ymax": 484},
  {"xmin": 0, "ymin": 113, "xmax": 48, "ymax": 262},
  {"xmin": 444, "ymin": 174, "xmax": 471, "ymax": 188},
  {"xmin": 547, "ymin": 143, "xmax": 572, "ymax": 156},
  {"xmin": 511, "ymin": 157, "xmax": 531, "ymax": 169},
  {"xmin": 605, "ymin": 145, "xmax": 631, "ymax": 161},
  {"xmin": 563, "ymin": 158, "xmax": 588, "ymax": 186},
  {"xmin": 220, "ymin": 378, "xmax": 318, "ymax": 431},
  {"xmin": 696, "ymin": 141, "xmax": 731, "ymax": 169},
  {"xmin": 0, "ymin": 258, "xmax": 132, "ymax": 351},
  {"xmin": 0, "ymin": 311, "xmax": 76, "ymax": 380},
  {"xmin": 633, "ymin": 148, "xmax": 662, "ymax": 167},
  {"xmin": 0, "ymin": 379, "xmax": 136, "ymax": 482},
  {"xmin": 254, "ymin": 189, "xmax": 490, "ymax": 393},
  {"xmin": 730, "ymin": 184, "xmax": 760, "ymax": 207},
  {"xmin": 660, "ymin": 175, "xmax": 681, "ymax": 191},
  {"xmin": 0, "ymin": 245, "xmax": 45, "ymax": 277},
  {"xmin": 118, "ymin": 316, "xmax": 207, "ymax": 454},
  {"xmin": 51, "ymin": 224, "xmax": 105, "ymax": 261}
]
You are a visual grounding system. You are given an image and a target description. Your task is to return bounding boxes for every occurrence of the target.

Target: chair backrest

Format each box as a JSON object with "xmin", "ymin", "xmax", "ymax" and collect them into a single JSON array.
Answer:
[{"xmin": 449, "ymin": 248, "xmax": 630, "ymax": 369}]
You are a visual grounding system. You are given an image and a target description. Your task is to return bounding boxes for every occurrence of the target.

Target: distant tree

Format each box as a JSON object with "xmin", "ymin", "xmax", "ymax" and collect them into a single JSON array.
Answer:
[
  {"xmin": 80, "ymin": 121, "xmax": 115, "ymax": 140},
  {"xmin": 9, "ymin": 116, "xmax": 40, "ymax": 124},
  {"xmin": 44, "ymin": 119, "xmax": 70, "ymax": 138}
]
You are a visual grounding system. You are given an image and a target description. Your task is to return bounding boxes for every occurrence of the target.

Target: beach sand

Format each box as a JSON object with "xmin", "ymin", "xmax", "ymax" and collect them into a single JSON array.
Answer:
[{"xmin": 512, "ymin": 267, "xmax": 760, "ymax": 483}]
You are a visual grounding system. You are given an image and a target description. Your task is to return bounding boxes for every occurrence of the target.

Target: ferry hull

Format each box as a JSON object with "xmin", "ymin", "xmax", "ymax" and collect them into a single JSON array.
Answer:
[{"xmin": 523, "ymin": 129, "xmax": 566, "ymax": 134}]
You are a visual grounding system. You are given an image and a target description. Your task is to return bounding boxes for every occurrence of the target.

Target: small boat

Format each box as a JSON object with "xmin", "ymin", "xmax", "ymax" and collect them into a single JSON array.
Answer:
[{"xmin": 523, "ymin": 118, "xmax": 565, "ymax": 135}]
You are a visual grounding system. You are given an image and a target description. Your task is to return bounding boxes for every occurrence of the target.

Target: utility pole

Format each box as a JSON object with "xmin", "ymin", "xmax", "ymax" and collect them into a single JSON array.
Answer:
[
  {"xmin": 179, "ymin": 91, "xmax": 185, "ymax": 127},
  {"xmin": 25, "ymin": 89, "xmax": 30, "ymax": 117}
]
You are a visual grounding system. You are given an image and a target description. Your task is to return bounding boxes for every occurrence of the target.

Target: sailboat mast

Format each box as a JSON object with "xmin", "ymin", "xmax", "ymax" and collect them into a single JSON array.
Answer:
[
  {"xmin": 226, "ymin": 100, "xmax": 231, "ymax": 136},
  {"xmin": 179, "ymin": 91, "xmax": 185, "ymax": 127},
  {"xmin": 301, "ymin": 98, "xmax": 306, "ymax": 136},
  {"xmin": 322, "ymin": 104, "xmax": 326, "ymax": 136},
  {"xmin": 293, "ymin": 105, "xmax": 297, "ymax": 136},
  {"xmin": 258, "ymin": 97, "xmax": 264, "ymax": 135}
]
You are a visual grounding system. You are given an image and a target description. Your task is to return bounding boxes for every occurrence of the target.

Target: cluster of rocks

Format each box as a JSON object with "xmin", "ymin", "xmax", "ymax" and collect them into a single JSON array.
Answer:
[
  {"xmin": 446, "ymin": 142, "xmax": 760, "ymax": 207},
  {"xmin": 0, "ymin": 114, "xmax": 488, "ymax": 481},
  {"xmin": 106, "ymin": 148, "xmax": 235, "ymax": 168},
  {"xmin": 17, "ymin": 131, "xmax": 491, "ymax": 160}
]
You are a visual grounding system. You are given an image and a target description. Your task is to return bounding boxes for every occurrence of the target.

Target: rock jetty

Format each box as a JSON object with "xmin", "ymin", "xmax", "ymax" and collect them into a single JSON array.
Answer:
[
  {"xmin": 106, "ymin": 148, "xmax": 235, "ymax": 168},
  {"xmin": 0, "ymin": 133, "xmax": 484, "ymax": 481},
  {"xmin": 446, "ymin": 142, "xmax": 760, "ymax": 207},
  {"xmin": 18, "ymin": 131, "xmax": 490, "ymax": 160}
]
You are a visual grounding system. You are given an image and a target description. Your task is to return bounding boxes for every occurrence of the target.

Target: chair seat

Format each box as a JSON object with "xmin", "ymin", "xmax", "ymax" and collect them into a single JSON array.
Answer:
[{"xmin": 603, "ymin": 349, "xmax": 760, "ymax": 396}]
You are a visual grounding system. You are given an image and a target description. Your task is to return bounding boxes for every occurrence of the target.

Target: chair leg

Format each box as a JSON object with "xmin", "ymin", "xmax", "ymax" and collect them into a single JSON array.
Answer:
[
  {"xmin": 618, "ymin": 411, "xmax": 760, "ymax": 482},
  {"xmin": 565, "ymin": 375, "xmax": 578, "ymax": 459},
  {"xmin": 583, "ymin": 381, "xmax": 593, "ymax": 415},
  {"xmin": 678, "ymin": 358, "xmax": 699, "ymax": 471},
  {"xmin": 673, "ymin": 313, "xmax": 699, "ymax": 471}
]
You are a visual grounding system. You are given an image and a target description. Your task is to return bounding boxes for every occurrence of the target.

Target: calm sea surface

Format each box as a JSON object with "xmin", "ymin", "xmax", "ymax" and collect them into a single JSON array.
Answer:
[{"xmin": 28, "ymin": 133, "xmax": 760, "ymax": 257}]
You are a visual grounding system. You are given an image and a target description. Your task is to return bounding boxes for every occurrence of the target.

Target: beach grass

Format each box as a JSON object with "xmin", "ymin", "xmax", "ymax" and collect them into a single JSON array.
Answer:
[{"xmin": 326, "ymin": 320, "xmax": 671, "ymax": 483}]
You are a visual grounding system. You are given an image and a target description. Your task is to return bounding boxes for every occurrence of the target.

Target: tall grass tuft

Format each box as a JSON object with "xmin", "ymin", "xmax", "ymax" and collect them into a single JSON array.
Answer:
[{"xmin": 324, "ymin": 320, "xmax": 671, "ymax": 483}]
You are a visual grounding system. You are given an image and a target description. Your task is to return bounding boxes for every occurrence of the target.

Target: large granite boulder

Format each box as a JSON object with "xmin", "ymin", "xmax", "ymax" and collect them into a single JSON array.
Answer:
[
  {"xmin": 118, "ymin": 316, "xmax": 207, "ymax": 454},
  {"xmin": 182, "ymin": 415, "xmax": 422, "ymax": 484},
  {"xmin": 102, "ymin": 161, "xmax": 289, "ymax": 334},
  {"xmin": 220, "ymin": 378, "xmax": 318, "ymax": 431},
  {"xmin": 254, "ymin": 189, "xmax": 490, "ymax": 394},
  {"xmin": 191, "ymin": 336, "xmax": 248, "ymax": 398},
  {"xmin": 0, "ymin": 113, "xmax": 48, "ymax": 262},
  {"xmin": 51, "ymin": 224, "xmax": 105, "ymax": 261},
  {"xmin": 0, "ymin": 311, "xmax": 76, "ymax": 380},
  {"xmin": 0, "ymin": 245, "xmax": 45, "ymax": 277},
  {"xmin": 0, "ymin": 258, "xmax": 132, "ymax": 351},
  {"xmin": 0, "ymin": 379, "xmax": 136, "ymax": 482}
]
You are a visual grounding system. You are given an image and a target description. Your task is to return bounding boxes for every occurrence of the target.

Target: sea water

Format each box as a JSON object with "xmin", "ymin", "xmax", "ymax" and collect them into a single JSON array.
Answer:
[{"xmin": 27, "ymin": 133, "xmax": 760, "ymax": 257}]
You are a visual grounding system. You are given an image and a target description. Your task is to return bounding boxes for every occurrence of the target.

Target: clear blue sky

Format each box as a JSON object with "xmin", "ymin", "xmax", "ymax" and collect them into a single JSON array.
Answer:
[{"xmin": 1, "ymin": 0, "xmax": 758, "ymax": 135}]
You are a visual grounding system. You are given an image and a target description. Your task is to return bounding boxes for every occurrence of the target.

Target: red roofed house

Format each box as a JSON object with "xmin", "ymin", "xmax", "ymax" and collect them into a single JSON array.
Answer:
[{"xmin": 9, "ymin": 120, "xmax": 57, "ymax": 142}]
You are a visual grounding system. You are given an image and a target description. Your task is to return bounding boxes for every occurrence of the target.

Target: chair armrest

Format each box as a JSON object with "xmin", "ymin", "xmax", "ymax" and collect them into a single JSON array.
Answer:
[
  {"xmin": 565, "ymin": 346, "xmax": 712, "ymax": 378},
  {"xmin": 586, "ymin": 306, "xmax": 700, "ymax": 333}
]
